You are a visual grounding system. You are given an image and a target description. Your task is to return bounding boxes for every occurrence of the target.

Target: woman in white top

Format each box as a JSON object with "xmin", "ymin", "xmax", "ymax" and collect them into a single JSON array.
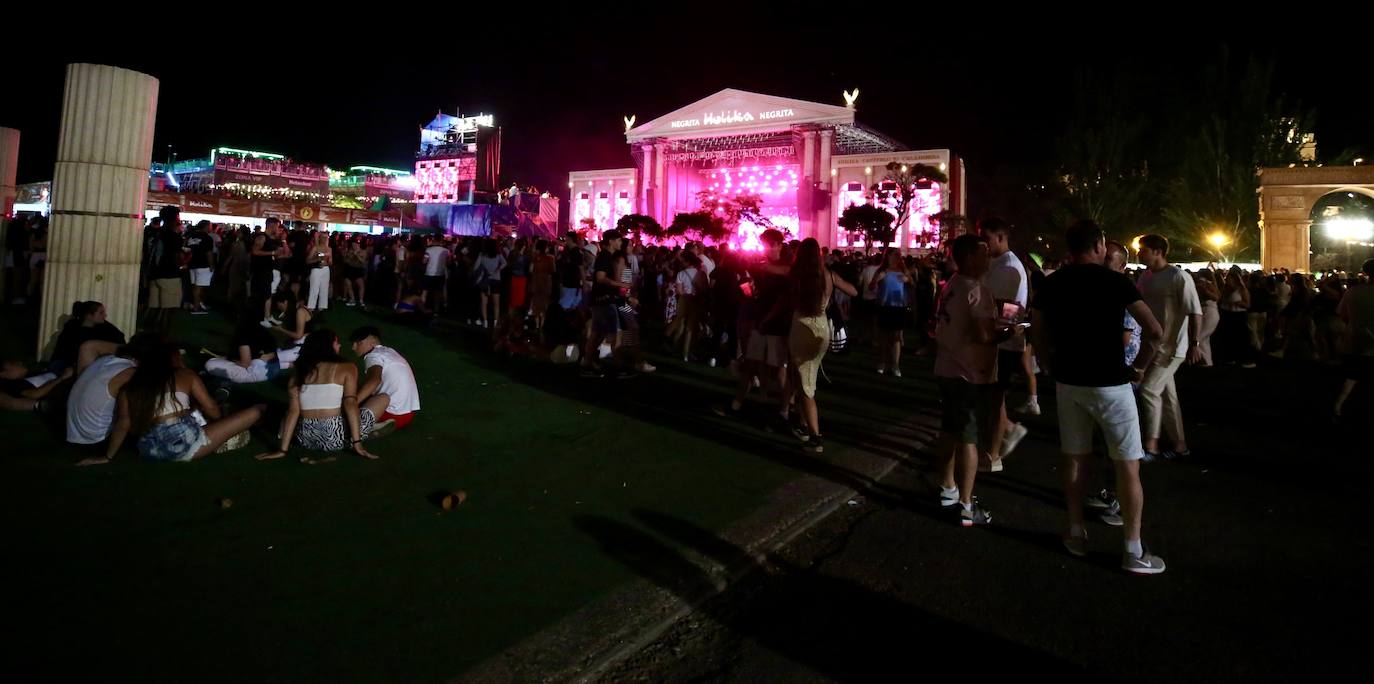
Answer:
[
  {"xmin": 79, "ymin": 343, "xmax": 263, "ymax": 465},
  {"xmin": 256, "ymin": 329, "xmax": 388, "ymax": 461},
  {"xmin": 669, "ymin": 252, "xmax": 708, "ymax": 362},
  {"xmin": 305, "ymin": 231, "xmax": 332, "ymax": 312}
]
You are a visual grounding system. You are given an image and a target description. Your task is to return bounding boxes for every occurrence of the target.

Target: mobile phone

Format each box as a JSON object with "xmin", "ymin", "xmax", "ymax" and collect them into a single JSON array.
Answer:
[{"xmin": 999, "ymin": 302, "xmax": 1023, "ymax": 322}]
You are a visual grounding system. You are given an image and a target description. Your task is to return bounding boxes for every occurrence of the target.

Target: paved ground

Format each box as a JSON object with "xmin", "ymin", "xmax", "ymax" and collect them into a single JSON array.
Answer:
[{"xmin": 602, "ymin": 358, "xmax": 1370, "ymax": 682}]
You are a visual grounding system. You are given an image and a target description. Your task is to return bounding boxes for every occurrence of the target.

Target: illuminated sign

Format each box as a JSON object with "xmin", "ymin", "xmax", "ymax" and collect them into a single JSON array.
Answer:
[{"xmin": 670, "ymin": 108, "xmax": 796, "ymax": 129}]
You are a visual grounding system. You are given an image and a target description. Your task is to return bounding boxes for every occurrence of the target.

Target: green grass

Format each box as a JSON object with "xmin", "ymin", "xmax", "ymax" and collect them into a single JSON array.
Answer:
[{"xmin": 3, "ymin": 305, "xmax": 925, "ymax": 681}]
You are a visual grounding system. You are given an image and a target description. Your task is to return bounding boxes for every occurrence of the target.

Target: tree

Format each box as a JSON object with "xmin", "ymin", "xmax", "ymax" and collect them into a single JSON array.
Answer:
[
  {"xmin": 615, "ymin": 213, "xmax": 663, "ymax": 240},
  {"xmin": 870, "ymin": 162, "xmax": 948, "ymax": 232},
  {"xmin": 695, "ymin": 190, "xmax": 778, "ymax": 242},
  {"xmin": 837, "ymin": 204, "xmax": 896, "ymax": 254},
  {"xmin": 928, "ymin": 211, "xmax": 969, "ymax": 251},
  {"xmin": 1160, "ymin": 52, "xmax": 1314, "ymax": 260},
  {"xmin": 667, "ymin": 211, "xmax": 728, "ymax": 243}
]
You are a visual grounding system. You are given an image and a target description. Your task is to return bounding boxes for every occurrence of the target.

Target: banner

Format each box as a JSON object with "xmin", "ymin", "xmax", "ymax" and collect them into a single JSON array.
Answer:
[
  {"xmin": 317, "ymin": 206, "xmax": 352, "ymax": 223},
  {"xmin": 217, "ymin": 198, "xmax": 255, "ymax": 216},
  {"xmin": 259, "ymin": 201, "xmax": 294, "ymax": 219},
  {"xmin": 349, "ymin": 210, "xmax": 378, "ymax": 226}
]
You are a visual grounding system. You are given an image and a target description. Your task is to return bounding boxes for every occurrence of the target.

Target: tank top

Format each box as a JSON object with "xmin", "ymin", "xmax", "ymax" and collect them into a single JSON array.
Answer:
[
  {"xmin": 67, "ymin": 355, "xmax": 136, "ymax": 445},
  {"xmin": 156, "ymin": 391, "xmax": 192, "ymax": 418},
  {"xmin": 299, "ymin": 383, "xmax": 345, "ymax": 411}
]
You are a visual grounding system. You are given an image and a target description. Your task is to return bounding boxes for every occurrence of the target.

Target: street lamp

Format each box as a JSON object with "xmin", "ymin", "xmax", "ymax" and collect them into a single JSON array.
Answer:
[{"xmin": 1207, "ymin": 232, "xmax": 1231, "ymax": 249}]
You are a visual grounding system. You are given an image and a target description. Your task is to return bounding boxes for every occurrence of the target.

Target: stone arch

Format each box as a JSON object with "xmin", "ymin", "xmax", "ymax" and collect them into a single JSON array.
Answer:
[{"xmin": 1258, "ymin": 166, "xmax": 1374, "ymax": 272}]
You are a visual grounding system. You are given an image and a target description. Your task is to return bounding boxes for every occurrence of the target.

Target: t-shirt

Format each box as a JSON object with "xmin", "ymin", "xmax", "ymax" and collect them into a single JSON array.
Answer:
[
  {"xmin": 877, "ymin": 272, "xmax": 908, "ymax": 308},
  {"xmin": 186, "ymin": 231, "xmax": 213, "ymax": 269},
  {"xmin": 252, "ymin": 236, "xmax": 279, "ymax": 276},
  {"xmin": 590, "ymin": 250, "xmax": 620, "ymax": 301},
  {"xmin": 474, "ymin": 254, "xmax": 506, "ymax": 284},
  {"xmin": 1032, "ymin": 262, "xmax": 1143, "ymax": 387},
  {"xmin": 1137, "ymin": 265, "xmax": 1202, "ymax": 358},
  {"xmin": 984, "ymin": 251, "xmax": 1029, "ymax": 352},
  {"xmin": 364, "ymin": 345, "xmax": 421, "ymax": 415},
  {"xmin": 676, "ymin": 267, "xmax": 705, "ymax": 296},
  {"xmin": 0, "ymin": 377, "xmax": 31, "ymax": 398},
  {"xmin": 150, "ymin": 229, "xmax": 184, "ymax": 279},
  {"xmin": 859, "ymin": 265, "xmax": 880, "ymax": 301},
  {"xmin": 935, "ymin": 275, "xmax": 998, "ymax": 384},
  {"xmin": 753, "ymin": 264, "xmax": 792, "ymax": 337},
  {"xmin": 424, "ymin": 245, "xmax": 449, "ymax": 277},
  {"xmin": 1339, "ymin": 284, "xmax": 1374, "ymax": 356}
]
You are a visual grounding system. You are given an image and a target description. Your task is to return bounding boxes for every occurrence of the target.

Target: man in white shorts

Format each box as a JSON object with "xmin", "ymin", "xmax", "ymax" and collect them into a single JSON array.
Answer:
[
  {"xmin": 1032, "ymin": 220, "xmax": 1169, "ymax": 575},
  {"xmin": 186, "ymin": 220, "xmax": 216, "ymax": 314}
]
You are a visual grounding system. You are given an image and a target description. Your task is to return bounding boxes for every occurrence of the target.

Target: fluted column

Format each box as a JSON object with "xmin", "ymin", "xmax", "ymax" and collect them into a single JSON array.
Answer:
[
  {"xmin": 39, "ymin": 64, "xmax": 158, "ymax": 357},
  {"xmin": 0, "ymin": 127, "xmax": 18, "ymax": 303}
]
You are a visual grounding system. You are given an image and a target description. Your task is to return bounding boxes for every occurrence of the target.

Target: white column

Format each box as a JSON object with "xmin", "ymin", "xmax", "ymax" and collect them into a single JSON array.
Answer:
[
  {"xmin": 653, "ymin": 142, "xmax": 668, "ymax": 226},
  {"xmin": 817, "ymin": 129, "xmax": 833, "ymax": 248},
  {"xmin": 39, "ymin": 64, "xmax": 159, "ymax": 356},
  {"xmin": 638, "ymin": 144, "xmax": 652, "ymax": 216},
  {"xmin": 800, "ymin": 130, "xmax": 817, "ymax": 241},
  {"xmin": 0, "ymin": 127, "xmax": 18, "ymax": 303}
]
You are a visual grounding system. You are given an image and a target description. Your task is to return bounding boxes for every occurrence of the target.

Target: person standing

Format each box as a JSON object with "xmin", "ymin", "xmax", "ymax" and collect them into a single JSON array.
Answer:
[
  {"xmin": 1334, "ymin": 258, "xmax": 1374, "ymax": 419},
  {"xmin": 871, "ymin": 249, "xmax": 911, "ymax": 377},
  {"xmin": 304, "ymin": 231, "xmax": 332, "ymax": 312},
  {"xmin": 1031, "ymin": 220, "xmax": 1168, "ymax": 575},
  {"xmin": 786, "ymin": 238, "xmax": 858, "ymax": 454},
  {"xmin": 933, "ymin": 235, "xmax": 1006, "ymax": 525},
  {"xmin": 145, "ymin": 209, "xmax": 185, "ymax": 333},
  {"xmin": 250, "ymin": 219, "xmax": 284, "ymax": 323},
  {"xmin": 1134, "ymin": 234, "xmax": 1203, "ymax": 461},
  {"xmin": 186, "ymin": 220, "xmax": 215, "ymax": 315},
  {"xmin": 977, "ymin": 218, "xmax": 1031, "ymax": 472}
]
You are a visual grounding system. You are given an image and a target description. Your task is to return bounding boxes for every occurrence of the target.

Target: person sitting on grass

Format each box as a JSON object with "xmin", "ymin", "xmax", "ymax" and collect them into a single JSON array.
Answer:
[
  {"xmin": 204, "ymin": 317, "xmax": 280, "ymax": 384},
  {"xmin": 350, "ymin": 326, "xmax": 420, "ymax": 436},
  {"xmin": 49, "ymin": 301, "xmax": 125, "ymax": 373},
  {"xmin": 264, "ymin": 290, "xmax": 313, "ymax": 369},
  {"xmin": 77, "ymin": 342, "xmax": 264, "ymax": 466},
  {"xmin": 255, "ymin": 329, "xmax": 387, "ymax": 463},
  {"xmin": 0, "ymin": 360, "xmax": 73, "ymax": 413}
]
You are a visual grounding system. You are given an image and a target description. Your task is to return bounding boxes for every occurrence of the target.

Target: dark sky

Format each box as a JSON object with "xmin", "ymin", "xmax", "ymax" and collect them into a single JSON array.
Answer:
[{"xmin": 5, "ymin": 30, "xmax": 1370, "ymax": 218}]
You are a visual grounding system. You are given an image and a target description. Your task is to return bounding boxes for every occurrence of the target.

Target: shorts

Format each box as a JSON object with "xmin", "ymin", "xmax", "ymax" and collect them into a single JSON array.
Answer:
[
  {"xmin": 1055, "ymin": 382, "xmax": 1144, "ymax": 461},
  {"xmin": 344, "ymin": 266, "xmax": 366, "ymax": 280},
  {"xmin": 296, "ymin": 408, "xmax": 376, "ymax": 452},
  {"xmin": 558, "ymin": 286, "xmax": 583, "ymax": 311},
  {"xmin": 1344, "ymin": 354, "xmax": 1374, "ymax": 383},
  {"xmin": 745, "ymin": 333, "xmax": 789, "ymax": 368},
  {"xmin": 190, "ymin": 268, "xmax": 213, "ymax": 287},
  {"xmin": 378, "ymin": 411, "xmax": 415, "ymax": 430},
  {"xmin": 148, "ymin": 277, "xmax": 183, "ymax": 309},
  {"xmin": 592, "ymin": 300, "xmax": 636, "ymax": 336},
  {"xmin": 477, "ymin": 279, "xmax": 502, "ymax": 296},
  {"xmin": 996, "ymin": 349, "xmax": 1024, "ymax": 387},
  {"xmin": 423, "ymin": 275, "xmax": 446, "ymax": 292},
  {"xmin": 790, "ymin": 315, "xmax": 830, "ymax": 398},
  {"xmin": 877, "ymin": 306, "xmax": 910, "ymax": 332},
  {"xmin": 936, "ymin": 376, "xmax": 990, "ymax": 444},
  {"xmin": 137, "ymin": 414, "xmax": 209, "ymax": 462}
]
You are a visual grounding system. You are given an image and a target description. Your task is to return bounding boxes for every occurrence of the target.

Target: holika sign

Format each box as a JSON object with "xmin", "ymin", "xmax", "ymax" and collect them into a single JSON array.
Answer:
[{"xmin": 670, "ymin": 108, "xmax": 796, "ymax": 129}]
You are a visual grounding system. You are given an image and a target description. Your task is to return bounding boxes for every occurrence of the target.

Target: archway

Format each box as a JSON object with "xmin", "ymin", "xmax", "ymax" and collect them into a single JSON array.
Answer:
[
  {"xmin": 1257, "ymin": 166, "xmax": 1374, "ymax": 272},
  {"xmin": 1308, "ymin": 188, "xmax": 1374, "ymax": 272}
]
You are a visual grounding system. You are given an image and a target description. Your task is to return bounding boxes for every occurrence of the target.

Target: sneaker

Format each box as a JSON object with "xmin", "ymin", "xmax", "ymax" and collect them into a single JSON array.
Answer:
[
  {"xmin": 790, "ymin": 425, "xmax": 812, "ymax": 443},
  {"xmin": 260, "ymin": 319, "xmax": 275, "ymax": 329},
  {"xmin": 892, "ymin": 368, "xmax": 902, "ymax": 378},
  {"xmin": 370, "ymin": 419, "xmax": 397, "ymax": 439},
  {"xmin": 1063, "ymin": 533, "xmax": 1088, "ymax": 558},
  {"xmin": 1161, "ymin": 448, "xmax": 1192, "ymax": 461},
  {"xmin": 977, "ymin": 458, "xmax": 1005, "ymax": 473},
  {"xmin": 707, "ymin": 358, "xmax": 717, "ymax": 368},
  {"xmin": 636, "ymin": 362, "xmax": 657, "ymax": 373},
  {"xmin": 1018, "ymin": 398, "xmax": 1042, "ymax": 416},
  {"xmin": 1000, "ymin": 423, "xmax": 1029, "ymax": 459},
  {"xmin": 1086, "ymin": 489, "xmax": 1117, "ymax": 510},
  {"xmin": 613, "ymin": 369, "xmax": 640, "ymax": 380},
  {"xmin": 1141, "ymin": 451, "xmax": 1162, "ymax": 463},
  {"xmin": 215, "ymin": 431, "xmax": 251, "ymax": 454},
  {"xmin": 876, "ymin": 367, "xmax": 887, "ymax": 376},
  {"xmin": 1240, "ymin": 362, "xmax": 1257, "ymax": 369},
  {"xmin": 939, "ymin": 486, "xmax": 960, "ymax": 507},
  {"xmin": 802, "ymin": 435, "xmax": 824, "ymax": 454},
  {"xmin": 1100, "ymin": 499, "xmax": 1123, "ymax": 526},
  {"xmin": 960, "ymin": 503, "xmax": 993, "ymax": 527},
  {"xmin": 191, "ymin": 309, "xmax": 210, "ymax": 316},
  {"xmin": 1122, "ymin": 547, "xmax": 1167, "ymax": 575}
]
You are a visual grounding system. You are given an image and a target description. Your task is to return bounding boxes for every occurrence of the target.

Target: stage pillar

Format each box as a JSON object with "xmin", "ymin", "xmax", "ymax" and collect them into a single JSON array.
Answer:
[
  {"xmin": 818, "ymin": 128, "xmax": 834, "ymax": 248},
  {"xmin": 800, "ymin": 129, "xmax": 817, "ymax": 242},
  {"xmin": 0, "ymin": 127, "xmax": 18, "ymax": 303},
  {"xmin": 654, "ymin": 142, "xmax": 668, "ymax": 226}
]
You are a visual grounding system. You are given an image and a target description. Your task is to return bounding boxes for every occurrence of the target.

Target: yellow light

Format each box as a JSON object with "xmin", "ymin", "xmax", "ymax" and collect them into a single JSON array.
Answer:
[
  {"xmin": 1131, "ymin": 235, "xmax": 1143, "ymax": 251},
  {"xmin": 900, "ymin": 165, "xmax": 908, "ymax": 173},
  {"xmin": 830, "ymin": 168, "xmax": 837, "ymax": 177},
  {"xmin": 1207, "ymin": 232, "xmax": 1231, "ymax": 249},
  {"xmin": 864, "ymin": 167, "xmax": 872, "ymax": 174}
]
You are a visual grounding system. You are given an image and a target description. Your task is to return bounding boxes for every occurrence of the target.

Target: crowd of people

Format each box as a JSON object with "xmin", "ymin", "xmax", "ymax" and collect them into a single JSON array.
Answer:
[{"xmin": 3, "ymin": 202, "xmax": 1371, "ymax": 577}]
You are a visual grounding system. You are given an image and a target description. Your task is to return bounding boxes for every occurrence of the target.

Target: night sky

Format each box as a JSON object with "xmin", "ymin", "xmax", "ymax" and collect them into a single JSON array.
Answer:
[{"xmin": 6, "ymin": 31, "xmax": 1370, "ymax": 219}]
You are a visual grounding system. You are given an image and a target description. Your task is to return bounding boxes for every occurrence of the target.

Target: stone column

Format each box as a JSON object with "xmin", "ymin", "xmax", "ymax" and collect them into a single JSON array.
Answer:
[
  {"xmin": 799, "ymin": 129, "xmax": 817, "ymax": 241},
  {"xmin": 39, "ymin": 64, "xmax": 158, "ymax": 357},
  {"xmin": 653, "ymin": 142, "xmax": 668, "ymax": 226},
  {"xmin": 817, "ymin": 129, "xmax": 833, "ymax": 248},
  {"xmin": 0, "ymin": 127, "xmax": 18, "ymax": 303},
  {"xmin": 1261, "ymin": 220, "xmax": 1312, "ymax": 273}
]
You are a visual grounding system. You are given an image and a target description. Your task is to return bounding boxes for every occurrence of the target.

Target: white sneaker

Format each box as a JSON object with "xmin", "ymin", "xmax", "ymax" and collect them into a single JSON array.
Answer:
[
  {"xmin": 1001, "ymin": 423, "xmax": 1029, "ymax": 459},
  {"xmin": 1018, "ymin": 399, "xmax": 1041, "ymax": 416},
  {"xmin": 892, "ymin": 368, "xmax": 902, "ymax": 378},
  {"xmin": 637, "ymin": 362, "xmax": 657, "ymax": 373},
  {"xmin": 939, "ymin": 486, "xmax": 960, "ymax": 507},
  {"xmin": 876, "ymin": 367, "xmax": 886, "ymax": 376}
]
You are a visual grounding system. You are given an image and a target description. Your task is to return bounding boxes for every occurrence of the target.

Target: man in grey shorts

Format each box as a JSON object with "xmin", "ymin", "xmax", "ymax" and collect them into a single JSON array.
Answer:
[{"xmin": 1032, "ymin": 220, "xmax": 1169, "ymax": 575}]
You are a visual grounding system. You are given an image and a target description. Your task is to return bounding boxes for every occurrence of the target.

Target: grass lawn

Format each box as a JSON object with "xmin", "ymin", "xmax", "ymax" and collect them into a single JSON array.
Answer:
[{"xmin": 1, "ymin": 303, "xmax": 923, "ymax": 681}]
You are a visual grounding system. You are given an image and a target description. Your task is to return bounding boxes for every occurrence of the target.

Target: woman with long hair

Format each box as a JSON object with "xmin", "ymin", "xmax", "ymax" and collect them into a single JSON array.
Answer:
[
  {"xmin": 528, "ymin": 239, "xmax": 556, "ymax": 335},
  {"xmin": 871, "ymin": 248, "xmax": 912, "ymax": 377},
  {"xmin": 788, "ymin": 239, "xmax": 857, "ymax": 453},
  {"xmin": 1218, "ymin": 266, "xmax": 1255, "ymax": 367},
  {"xmin": 507, "ymin": 239, "xmax": 531, "ymax": 318},
  {"xmin": 255, "ymin": 329, "xmax": 388, "ymax": 462},
  {"xmin": 51, "ymin": 300, "xmax": 126, "ymax": 373},
  {"xmin": 304, "ymin": 230, "xmax": 332, "ymax": 312},
  {"xmin": 669, "ymin": 252, "xmax": 708, "ymax": 363},
  {"xmin": 1194, "ymin": 269, "xmax": 1221, "ymax": 366},
  {"xmin": 473, "ymin": 239, "xmax": 507, "ymax": 328},
  {"xmin": 78, "ymin": 343, "xmax": 263, "ymax": 465},
  {"xmin": 341, "ymin": 238, "xmax": 368, "ymax": 307}
]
